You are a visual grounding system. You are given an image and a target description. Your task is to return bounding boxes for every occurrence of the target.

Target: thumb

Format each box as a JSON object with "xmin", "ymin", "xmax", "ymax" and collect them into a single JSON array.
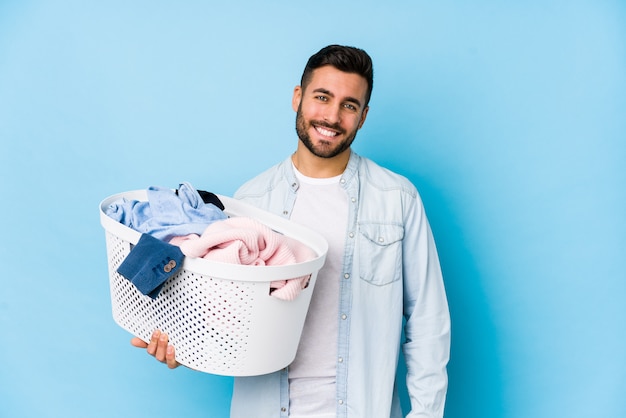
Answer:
[{"xmin": 130, "ymin": 337, "xmax": 148, "ymax": 348}]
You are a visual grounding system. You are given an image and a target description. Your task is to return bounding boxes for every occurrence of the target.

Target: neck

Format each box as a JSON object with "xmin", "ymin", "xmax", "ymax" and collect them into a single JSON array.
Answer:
[{"xmin": 292, "ymin": 144, "xmax": 350, "ymax": 178}]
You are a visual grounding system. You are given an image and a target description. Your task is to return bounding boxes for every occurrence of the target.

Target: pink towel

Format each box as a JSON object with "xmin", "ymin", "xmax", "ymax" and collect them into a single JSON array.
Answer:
[{"xmin": 169, "ymin": 217, "xmax": 316, "ymax": 300}]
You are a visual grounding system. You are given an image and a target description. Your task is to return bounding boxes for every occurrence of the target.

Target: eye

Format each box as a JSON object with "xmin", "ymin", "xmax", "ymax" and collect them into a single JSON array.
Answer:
[
  {"xmin": 343, "ymin": 103, "xmax": 357, "ymax": 111},
  {"xmin": 316, "ymin": 95, "xmax": 328, "ymax": 102}
]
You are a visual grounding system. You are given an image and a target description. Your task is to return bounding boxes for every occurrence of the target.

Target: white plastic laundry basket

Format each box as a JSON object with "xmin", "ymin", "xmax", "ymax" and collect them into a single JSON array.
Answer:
[{"xmin": 100, "ymin": 190, "xmax": 328, "ymax": 376}]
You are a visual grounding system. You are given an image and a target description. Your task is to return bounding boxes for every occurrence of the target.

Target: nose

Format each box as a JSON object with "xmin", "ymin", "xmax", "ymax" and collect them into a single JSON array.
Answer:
[{"xmin": 323, "ymin": 104, "xmax": 341, "ymax": 124}]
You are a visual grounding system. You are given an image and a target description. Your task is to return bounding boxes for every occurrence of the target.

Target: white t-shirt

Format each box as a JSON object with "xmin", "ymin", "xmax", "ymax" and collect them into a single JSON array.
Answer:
[{"xmin": 288, "ymin": 165, "xmax": 348, "ymax": 418}]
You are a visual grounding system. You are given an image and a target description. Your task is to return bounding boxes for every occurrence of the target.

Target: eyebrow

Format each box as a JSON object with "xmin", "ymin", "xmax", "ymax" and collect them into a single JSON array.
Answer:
[{"xmin": 312, "ymin": 88, "xmax": 362, "ymax": 108}]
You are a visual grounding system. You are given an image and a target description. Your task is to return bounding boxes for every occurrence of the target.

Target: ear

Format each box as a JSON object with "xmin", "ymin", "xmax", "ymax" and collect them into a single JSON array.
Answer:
[
  {"xmin": 292, "ymin": 86, "xmax": 302, "ymax": 112},
  {"xmin": 357, "ymin": 106, "xmax": 369, "ymax": 130}
]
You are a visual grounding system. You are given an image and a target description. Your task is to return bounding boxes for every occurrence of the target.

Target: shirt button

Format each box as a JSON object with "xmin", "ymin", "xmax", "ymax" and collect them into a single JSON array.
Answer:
[
  {"xmin": 338, "ymin": 357, "xmax": 343, "ymax": 363},
  {"xmin": 351, "ymin": 197, "xmax": 356, "ymax": 203},
  {"xmin": 283, "ymin": 210, "xmax": 289, "ymax": 215},
  {"xmin": 163, "ymin": 260, "xmax": 176, "ymax": 273},
  {"xmin": 378, "ymin": 237, "xmax": 384, "ymax": 243},
  {"xmin": 341, "ymin": 314, "xmax": 347, "ymax": 320},
  {"xmin": 340, "ymin": 178, "xmax": 346, "ymax": 184},
  {"xmin": 281, "ymin": 407, "xmax": 287, "ymax": 412},
  {"xmin": 338, "ymin": 399, "xmax": 344, "ymax": 405},
  {"xmin": 344, "ymin": 273, "xmax": 350, "ymax": 279},
  {"xmin": 348, "ymin": 232, "xmax": 354, "ymax": 238}
]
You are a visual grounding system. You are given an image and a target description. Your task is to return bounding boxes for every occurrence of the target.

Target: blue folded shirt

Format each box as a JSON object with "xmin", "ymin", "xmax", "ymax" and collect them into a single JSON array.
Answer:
[{"xmin": 105, "ymin": 182, "xmax": 227, "ymax": 242}]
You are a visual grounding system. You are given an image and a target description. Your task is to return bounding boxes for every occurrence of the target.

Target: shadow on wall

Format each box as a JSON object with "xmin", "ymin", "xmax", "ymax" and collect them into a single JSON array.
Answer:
[{"xmin": 427, "ymin": 182, "xmax": 505, "ymax": 418}]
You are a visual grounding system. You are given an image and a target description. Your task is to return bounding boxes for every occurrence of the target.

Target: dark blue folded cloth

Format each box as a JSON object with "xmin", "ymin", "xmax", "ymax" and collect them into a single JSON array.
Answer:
[{"xmin": 117, "ymin": 233, "xmax": 185, "ymax": 299}]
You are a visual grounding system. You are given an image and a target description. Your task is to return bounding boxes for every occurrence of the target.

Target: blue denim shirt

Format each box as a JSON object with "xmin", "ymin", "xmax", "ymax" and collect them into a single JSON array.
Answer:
[{"xmin": 231, "ymin": 152, "xmax": 450, "ymax": 418}]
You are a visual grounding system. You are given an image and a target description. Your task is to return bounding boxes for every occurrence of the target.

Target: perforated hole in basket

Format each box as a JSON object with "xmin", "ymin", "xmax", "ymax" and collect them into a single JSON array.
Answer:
[{"xmin": 105, "ymin": 232, "xmax": 256, "ymax": 374}]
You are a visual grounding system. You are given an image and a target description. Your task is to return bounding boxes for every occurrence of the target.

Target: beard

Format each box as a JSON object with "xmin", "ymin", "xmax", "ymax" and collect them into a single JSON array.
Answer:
[{"xmin": 295, "ymin": 104, "xmax": 358, "ymax": 159}]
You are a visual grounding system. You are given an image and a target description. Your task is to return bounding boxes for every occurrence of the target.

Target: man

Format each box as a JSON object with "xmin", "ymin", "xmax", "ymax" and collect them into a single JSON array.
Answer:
[{"xmin": 133, "ymin": 44, "xmax": 451, "ymax": 417}]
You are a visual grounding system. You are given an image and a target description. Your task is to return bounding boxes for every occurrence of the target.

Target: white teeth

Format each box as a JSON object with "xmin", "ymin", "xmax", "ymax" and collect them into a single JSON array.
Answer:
[{"xmin": 316, "ymin": 126, "xmax": 337, "ymax": 137}]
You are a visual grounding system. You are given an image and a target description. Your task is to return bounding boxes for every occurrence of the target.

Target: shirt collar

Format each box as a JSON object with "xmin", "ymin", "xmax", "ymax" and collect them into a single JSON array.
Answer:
[{"xmin": 282, "ymin": 150, "xmax": 361, "ymax": 191}]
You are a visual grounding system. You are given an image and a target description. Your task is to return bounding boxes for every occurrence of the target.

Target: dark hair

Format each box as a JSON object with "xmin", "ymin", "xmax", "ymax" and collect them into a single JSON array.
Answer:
[{"xmin": 300, "ymin": 44, "xmax": 374, "ymax": 106}]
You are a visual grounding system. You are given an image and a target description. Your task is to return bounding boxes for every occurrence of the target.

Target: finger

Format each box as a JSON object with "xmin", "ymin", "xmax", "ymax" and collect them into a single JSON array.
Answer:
[
  {"xmin": 130, "ymin": 337, "xmax": 148, "ymax": 348},
  {"xmin": 166, "ymin": 344, "xmax": 179, "ymax": 369},
  {"xmin": 155, "ymin": 332, "xmax": 169, "ymax": 362},
  {"xmin": 146, "ymin": 330, "xmax": 161, "ymax": 356}
]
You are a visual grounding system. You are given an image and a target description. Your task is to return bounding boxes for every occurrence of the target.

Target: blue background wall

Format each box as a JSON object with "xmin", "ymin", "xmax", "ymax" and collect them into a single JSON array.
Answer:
[{"xmin": 1, "ymin": 1, "xmax": 624, "ymax": 417}]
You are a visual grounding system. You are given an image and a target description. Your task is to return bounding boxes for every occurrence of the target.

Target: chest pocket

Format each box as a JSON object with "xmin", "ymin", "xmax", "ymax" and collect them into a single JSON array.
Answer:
[{"xmin": 357, "ymin": 222, "xmax": 404, "ymax": 286}]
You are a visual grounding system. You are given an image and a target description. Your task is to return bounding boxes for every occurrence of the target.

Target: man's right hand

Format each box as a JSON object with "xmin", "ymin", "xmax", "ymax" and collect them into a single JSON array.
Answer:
[{"xmin": 131, "ymin": 329, "xmax": 180, "ymax": 369}]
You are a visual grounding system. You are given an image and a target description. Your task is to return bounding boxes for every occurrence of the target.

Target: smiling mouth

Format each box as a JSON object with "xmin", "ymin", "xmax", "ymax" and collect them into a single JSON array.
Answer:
[{"xmin": 313, "ymin": 123, "xmax": 342, "ymax": 138}]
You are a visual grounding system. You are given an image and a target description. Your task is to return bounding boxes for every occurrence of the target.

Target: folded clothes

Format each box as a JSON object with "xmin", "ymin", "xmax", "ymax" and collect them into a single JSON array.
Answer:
[
  {"xmin": 106, "ymin": 182, "xmax": 227, "ymax": 241},
  {"xmin": 169, "ymin": 217, "xmax": 316, "ymax": 301}
]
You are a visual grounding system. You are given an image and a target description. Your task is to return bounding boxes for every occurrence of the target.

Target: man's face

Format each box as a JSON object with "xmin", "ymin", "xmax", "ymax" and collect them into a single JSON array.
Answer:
[{"xmin": 293, "ymin": 65, "xmax": 369, "ymax": 159}]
